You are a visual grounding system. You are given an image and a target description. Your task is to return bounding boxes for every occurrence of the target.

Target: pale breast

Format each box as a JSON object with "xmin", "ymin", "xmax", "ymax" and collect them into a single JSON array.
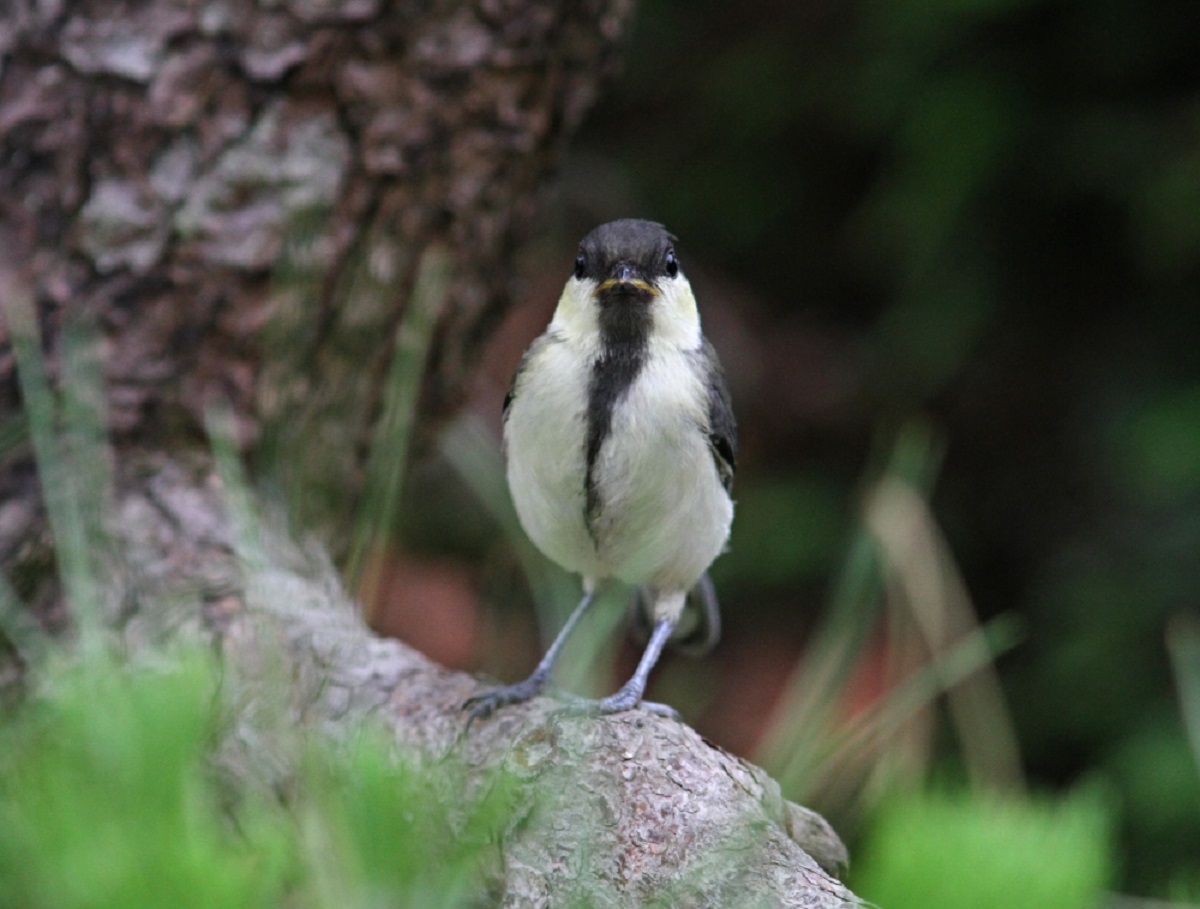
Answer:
[
  {"xmin": 504, "ymin": 339, "xmax": 602, "ymax": 579},
  {"xmin": 505, "ymin": 335, "xmax": 732, "ymax": 592},
  {"xmin": 588, "ymin": 349, "xmax": 733, "ymax": 590}
]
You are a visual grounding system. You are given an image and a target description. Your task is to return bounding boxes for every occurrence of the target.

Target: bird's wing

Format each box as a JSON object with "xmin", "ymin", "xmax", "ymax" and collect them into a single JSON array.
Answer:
[
  {"xmin": 502, "ymin": 332, "xmax": 555, "ymax": 423},
  {"xmin": 700, "ymin": 338, "xmax": 737, "ymax": 493}
]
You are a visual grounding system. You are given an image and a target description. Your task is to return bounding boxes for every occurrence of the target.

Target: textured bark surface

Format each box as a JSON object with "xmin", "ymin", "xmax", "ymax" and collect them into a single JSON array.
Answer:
[
  {"xmin": 1, "ymin": 0, "xmax": 628, "ymax": 583},
  {"xmin": 0, "ymin": 2, "xmax": 860, "ymax": 904},
  {"xmin": 117, "ymin": 455, "xmax": 856, "ymax": 907}
]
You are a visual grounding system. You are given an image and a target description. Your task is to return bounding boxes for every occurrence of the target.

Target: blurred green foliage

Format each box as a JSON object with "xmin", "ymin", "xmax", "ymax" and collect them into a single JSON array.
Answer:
[
  {"xmin": 715, "ymin": 472, "xmax": 848, "ymax": 589},
  {"xmin": 852, "ymin": 786, "xmax": 1113, "ymax": 909},
  {"xmin": 0, "ymin": 647, "xmax": 508, "ymax": 909},
  {"xmin": 0, "ymin": 650, "xmax": 289, "ymax": 909}
]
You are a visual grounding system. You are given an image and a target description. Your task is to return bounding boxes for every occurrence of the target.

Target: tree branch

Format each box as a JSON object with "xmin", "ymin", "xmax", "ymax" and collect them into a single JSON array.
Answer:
[{"xmin": 114, "ymin": 454, "xmax": 858, "ymax": 907}]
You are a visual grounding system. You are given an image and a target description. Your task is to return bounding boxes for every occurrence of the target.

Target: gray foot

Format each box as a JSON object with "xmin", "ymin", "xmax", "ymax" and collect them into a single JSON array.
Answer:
[
  {"xmin": 463, "ymin": 676, "xmax": 546, "ymax": 723},
  {"xmin": 553, "ymin": 690, "xmax": 680, "ymax": 721},
  {"xmin": 635, "ymin": 700, "xmax": 681, "ymax": 719},
  {"xmin": 596, "ymin": 685, "xmax": 644, "ymax": 714},
  {"xmin": 597, "ymin": 688, "xmax": 680, "ymax": 719}
]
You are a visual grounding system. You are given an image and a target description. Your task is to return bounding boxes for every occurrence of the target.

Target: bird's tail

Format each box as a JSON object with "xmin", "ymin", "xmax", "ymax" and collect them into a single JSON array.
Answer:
[{"xmin": 628, "ymin": 573, "xmax": 721, "ymax": 658}]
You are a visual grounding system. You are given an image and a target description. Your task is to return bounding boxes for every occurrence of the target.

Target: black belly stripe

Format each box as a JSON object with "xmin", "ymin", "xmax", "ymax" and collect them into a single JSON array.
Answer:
[{"xmin": 584, "ymin": 299, "xmax": 652, "ymax": 541}]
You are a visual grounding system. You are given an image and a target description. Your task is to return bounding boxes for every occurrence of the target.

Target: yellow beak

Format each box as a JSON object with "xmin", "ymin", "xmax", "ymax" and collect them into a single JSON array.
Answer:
[{"xmin": 595, "ymin": 277, "xmax": 659, "ymax": 297}]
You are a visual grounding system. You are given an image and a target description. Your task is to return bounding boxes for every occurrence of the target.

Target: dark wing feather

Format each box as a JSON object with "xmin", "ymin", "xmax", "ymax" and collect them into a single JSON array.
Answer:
[
  {"xmin": 503, "ymin": 332, "xmax": 558, "ymax": 424},
  {"xmin": 502, "ymin": 358, "xmax": 525, "ymax": 423},
  {"xmin": 502, "ymin": 380, "xmax": 518, "ymax": 422},
  {"xmin": 700, "ymin": 338, "xmax": 737, "ymax": 493}
]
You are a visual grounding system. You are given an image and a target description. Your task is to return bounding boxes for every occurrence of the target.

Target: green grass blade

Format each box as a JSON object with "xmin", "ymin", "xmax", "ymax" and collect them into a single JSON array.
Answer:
[
  {"xmin": 0, "ymin": 573, "xmax": 48, "ymax": 665},
  {"xmin": 3, "ymin": 273, "xmax": 106, "ymax": 646},
  {"xmin": 346, "ymin": 244, "xmax": 450, "ymax": 589},
  {"xmin": 756, "ymin": 421, "xmax": 942, "ymax": 797},
  {"xmin": 1167, "ymin": 614, "xmax": 1200, "ymax": 775}
]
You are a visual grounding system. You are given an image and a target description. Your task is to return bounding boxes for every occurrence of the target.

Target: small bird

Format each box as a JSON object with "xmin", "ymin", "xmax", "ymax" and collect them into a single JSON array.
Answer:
[{"xmin": 465, "ymin": 219, "xmax": 736, "ymax": 719}]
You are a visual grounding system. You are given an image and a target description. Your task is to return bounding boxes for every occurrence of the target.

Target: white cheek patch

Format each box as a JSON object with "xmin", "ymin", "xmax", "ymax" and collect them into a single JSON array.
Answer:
[
  {"xmin": 549, "ymin": 278, "xmax": 601, "ymax": 344},
  {"xmin": 650, "ymin": 276, "xmax": 702, "ymax": 348}
]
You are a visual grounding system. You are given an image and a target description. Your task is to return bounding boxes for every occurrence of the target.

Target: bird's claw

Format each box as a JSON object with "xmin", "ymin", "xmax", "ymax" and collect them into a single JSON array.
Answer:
[
  {"xmin": 595, "ymin": 687, "xmax": 644, "ymax": 715},
  {"xmin": 551, "ymin": 691, "xmax": 681, "ymax": 721},
  {"xmin": 462, "ymin": 678, "xmax": 545, "ymax": 724},
  {"xmin": 634, "ymin": 700, "xmax": 681, "ymax": 720}
]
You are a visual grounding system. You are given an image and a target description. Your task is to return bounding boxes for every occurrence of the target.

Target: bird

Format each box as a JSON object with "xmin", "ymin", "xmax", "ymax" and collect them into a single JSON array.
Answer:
[{"xmin": 465, "ymin": 218, "xmax": 736, "ymax": 719}]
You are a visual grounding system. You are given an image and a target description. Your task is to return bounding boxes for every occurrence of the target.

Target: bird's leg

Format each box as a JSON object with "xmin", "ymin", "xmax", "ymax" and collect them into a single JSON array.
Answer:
[
  {"xmin": 464, "ymin": 587, "xmax": 597, "ymax": 721},
  {"xmin": 595, "ymin": 615, "xmax": 678, "ymax": 716},
  {"xmin": 629, "ymin": 573, "xmax": 721, "ymax": 658}
]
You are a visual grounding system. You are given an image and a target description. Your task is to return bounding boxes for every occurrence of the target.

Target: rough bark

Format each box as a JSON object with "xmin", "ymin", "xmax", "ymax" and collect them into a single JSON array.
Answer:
[
  {"xmin": 117, "ymin": 454, "xmax": 856, "ymax": 907},
  {"xmin": 0, "ymin": 2, "xmax": 859, "ymax": 904},
  {"xmin": 1, "ymin": 0, "xmax": 629, "ymax": 585}
]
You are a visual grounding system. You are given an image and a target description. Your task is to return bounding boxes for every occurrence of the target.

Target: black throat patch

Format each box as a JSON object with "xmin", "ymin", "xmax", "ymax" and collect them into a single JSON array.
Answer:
[{"xmin": 584, "ymin": 295, "xmax": 653, "ymax": 540}]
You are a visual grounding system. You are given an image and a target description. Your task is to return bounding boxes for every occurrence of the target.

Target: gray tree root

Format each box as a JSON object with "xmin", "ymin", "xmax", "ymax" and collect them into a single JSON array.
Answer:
[{"xmin": 113, "ymin": 455, "xmax": 858, "ymax": 908}]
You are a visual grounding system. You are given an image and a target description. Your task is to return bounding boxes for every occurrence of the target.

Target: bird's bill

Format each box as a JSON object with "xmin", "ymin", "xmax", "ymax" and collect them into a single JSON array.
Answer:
[{"xmin": 595, "ymin": 277, "xmax": 659, "ymax": 298}]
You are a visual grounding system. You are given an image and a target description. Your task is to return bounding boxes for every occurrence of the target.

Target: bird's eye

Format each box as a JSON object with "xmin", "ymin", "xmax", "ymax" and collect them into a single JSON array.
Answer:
[
  {"xmin": 574, "ymin": 253, "xmax": 587, "ymax": 280},
  {"xmin": 665, "ymin": 249, "xmax": 679, "ymax": 278}
]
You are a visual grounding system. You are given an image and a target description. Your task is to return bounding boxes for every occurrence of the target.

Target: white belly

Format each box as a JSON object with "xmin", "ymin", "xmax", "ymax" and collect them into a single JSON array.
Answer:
[
  {"xmin": 504, "ymin": 340, "xmax": 733, "ymax": 593},
  {"xmin": 504, "ymin": 341, "xmax": 597, "ymax": 579}
]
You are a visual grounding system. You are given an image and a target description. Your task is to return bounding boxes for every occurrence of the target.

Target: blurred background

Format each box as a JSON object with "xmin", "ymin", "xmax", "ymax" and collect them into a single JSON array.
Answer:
[{"xmin": 360, "ymin": 0, "xmax": 1200, "ymax": 901}]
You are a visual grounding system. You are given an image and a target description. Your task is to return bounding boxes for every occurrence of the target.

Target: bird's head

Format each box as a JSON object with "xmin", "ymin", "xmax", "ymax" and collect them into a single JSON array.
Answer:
[{"xmin": 552, "ymin": 219, "xmax": 700, "ymax": 347}]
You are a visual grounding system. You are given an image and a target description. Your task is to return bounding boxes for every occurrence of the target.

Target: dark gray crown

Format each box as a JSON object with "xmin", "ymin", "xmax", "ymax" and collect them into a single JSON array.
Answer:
[{"xmin": 575, "ymin": 219, "xmax": 678, "ymax": 281}]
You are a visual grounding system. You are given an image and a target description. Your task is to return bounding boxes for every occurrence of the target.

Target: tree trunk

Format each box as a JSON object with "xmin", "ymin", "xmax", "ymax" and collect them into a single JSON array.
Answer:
[
  {"xmin": 1, "ymin": 0, "xmax": 631, "ymax": 582},
  {"xmin": 0, "ymin": 2, "xmax": 859, "ymax": 904}
]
